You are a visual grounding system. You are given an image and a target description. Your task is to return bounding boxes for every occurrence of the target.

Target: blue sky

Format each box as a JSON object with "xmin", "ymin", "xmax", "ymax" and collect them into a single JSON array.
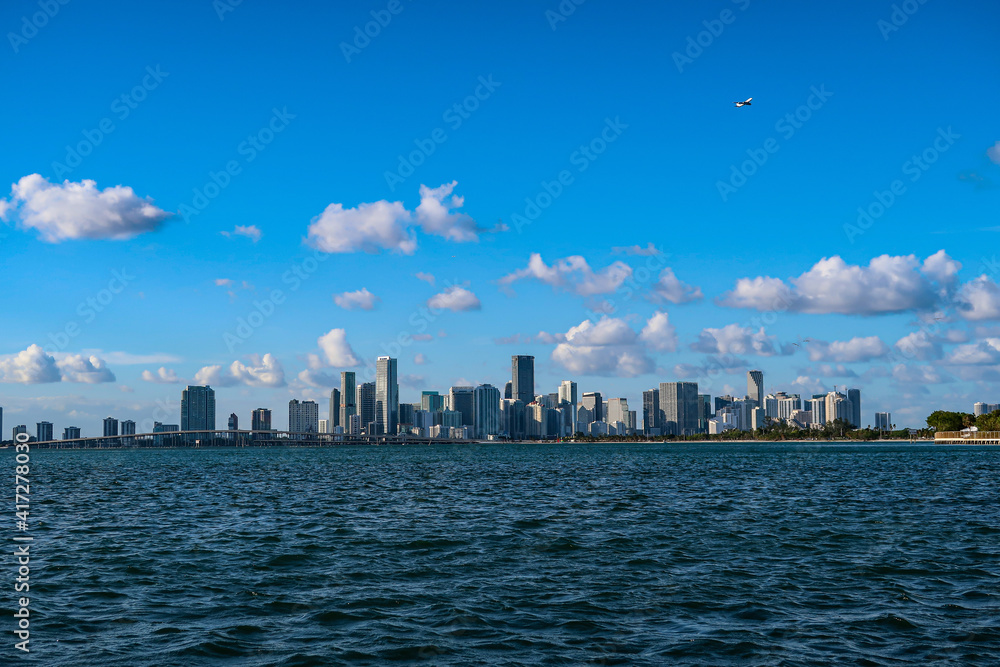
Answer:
[{"xmin": 1, "ymin": 0, "xmax": 998, "ymax": 433}]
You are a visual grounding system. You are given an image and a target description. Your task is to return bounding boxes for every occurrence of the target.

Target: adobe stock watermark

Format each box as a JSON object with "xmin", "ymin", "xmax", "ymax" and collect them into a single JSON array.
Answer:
[
  {"xmin": 224, "ymin": 249, "xmax": 328, "ymax": 352},
  {"xmin": 672, "ymin": 0, "xmax": 751, "ymax": 73},
  {"xmin": 44, "ymin": 268, "xmax": 135, "ymax": 355},
  {"xmin": 384, "ymin": 75, "xmax": 502, "ymax": 192},
  {"xmin": 716, "ymin": 85, "xmax": 833, "ymax": 202},
  {"xmin": 340, "ymin": 0, "xmax": 413, "ymax": 63},
  {"xmin": 213, "ymin": 0, "xmax": 242, "ymax": 21},
  {"xmin": 12, "ymin": 432, "xmax": 33, "ymax": 654},
  {"xmin": 844, "ymin": 126, "xmax": 959, "ymax": 243},
  {"xmin": 510, "ymin": 116, "xmax": 628, "ymax": 233},
  {"xmin": 7, "ymin": 0, "xmax": 70, "ymax": 54},
  {"xmin": 877, "ymin": 0, "xmax": 930, "ymax": 41},
  {"xmin": 179, "ymin": 107, "xmax": 295, "ymax": 224},
  {"xmin": 545, "ymin": 0, "xmax": 587, "ymax": 30},
  {"xmin": 51, "ymin": 65, "xmax": 169, "ymax": 179}
]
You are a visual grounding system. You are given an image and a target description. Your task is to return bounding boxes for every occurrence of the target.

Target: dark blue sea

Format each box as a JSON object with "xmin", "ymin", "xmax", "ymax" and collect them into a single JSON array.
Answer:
[{"xmin": 10, "ymin": 443, "xmax": 1000, "ymax": 665}]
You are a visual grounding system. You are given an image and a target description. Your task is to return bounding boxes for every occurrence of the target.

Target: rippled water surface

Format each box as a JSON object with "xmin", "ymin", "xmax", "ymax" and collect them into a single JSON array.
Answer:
[{"xmin": 14, "ymin": 443, "xmax": 1000, "ymax": 665}]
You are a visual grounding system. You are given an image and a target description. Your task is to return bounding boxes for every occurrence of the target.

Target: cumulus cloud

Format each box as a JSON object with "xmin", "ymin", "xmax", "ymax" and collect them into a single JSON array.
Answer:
[
  {"xmin": 334, "ymin": 288, "xmax": 380, "ymax": 311},
  {"xmin": 649, "ymin": 268, "xmax": 703, "ymax": 304},
  {"xmin": 428, "ymin": 286, "xmax": 481, "ymax": 311},
  {"xmin": 318, "ymin": 329, "xmax": 360, "ymax": 367},
  {"xmin": 551, "ymin": 317, "xmax": 654, "ymax": 377},
  {"xmin": 194, "ymin": 353, "xmax": 286, "ymax": 387},
  {"xmin": 945, "ymin": 338, "xmax": 1000, "ymax": 365},
  {"xmin": 955, "ymin": 276, "xmax": 1000, "ymax": 321},
  {"xmin": 1, "ymin": 174, "xmax": 172, "ymax": 242},
  {"xmin": 891, "ymin": 364, "xmax": 951, "ymax": 385},
  {"xmin": 141, "ymin": 367, "xmax": 181, "ymax": 384},
  {"xmin": 498, "ymin": 253, "xmax": 632, "ymax": 296},
  {"xmin": 639, "ymin": 312, "xmax": 678, "ymax": 352},
  {"xmin": 221, "ymin": 225, "xmax": 262, "ymax": 242},
  {"xmin": 894, "ymin": 331, "xmax": 943, "ymax": 361},
  {"xmin": 807, "ymin": 336, "xmax": 890, "ymax": 362},
  {"xmin": 415, "ymin": 272, "xmax": 435, "ymax": 285},
  {"xmin": 988, "ymin": 141, "xmax": 1000, "ymax": 165},
  {"xmin": 720, "ymin": 252, "xmax": 958, "ymax": 315},
  {"xmin": 306, "ymin": 182, "xmax": 479, "ymax": 254},
  {"xmin": 296, "ymin": 369, "xmax": 340, "ymax": 388},
  {"xmin": 0, "ymin": 345, "xmax": 115, "ymax": 384},
  {"xmin": 692, "ymin": 324, "xmax": 790, "ymax": 357},
  {"xmin": 415, "ymin": 181, "xmax": 481, "ymax": 242}
]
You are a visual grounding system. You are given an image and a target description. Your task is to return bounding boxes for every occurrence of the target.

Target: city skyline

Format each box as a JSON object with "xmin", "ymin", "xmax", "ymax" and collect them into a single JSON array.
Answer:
[{"xmin": 1, "ymin": 2, "xmax": 998, "ymax": 435}]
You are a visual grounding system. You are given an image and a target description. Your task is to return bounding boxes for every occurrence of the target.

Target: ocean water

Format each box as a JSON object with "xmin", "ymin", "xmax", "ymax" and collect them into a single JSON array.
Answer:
[{"xmin": 13, "ymin": 442, "xmax": 1000, "ymax": 666}]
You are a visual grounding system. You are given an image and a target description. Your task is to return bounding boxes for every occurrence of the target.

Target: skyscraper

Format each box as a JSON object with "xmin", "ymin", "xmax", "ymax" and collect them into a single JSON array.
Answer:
[
  {"xmin": 103, "ymin": 417, "xmax": 119, "ymax": 437},
  {"xmin": 473, "ymin": 384, "xmax": 501, "ymax": 438},
  {"xmin": 504, "ymin": 381, "xmax": 512, "ymax": 400},
  {"xmin": 181, "ymin": 385, "xmax": 216, "ymax": 431},
  {"xmin": 875, "ymin": 412, "xmax": 892, "ymax": 431},
  {"xmin": 659, "ymin": 382, "xmax": 699, "ymax": 436},
  {"xmin": 36, "ymin": 421, "xmax": 53, "ymax": 442},
  {"xmin": 558, "ymin": 380, "xmax": 578, "ymax": 431},
  {"xmin": 63, "ymin": 426, "xmax": 81, "ymax": 440},
  {"xmin": 288, "ymin": 399, "xmax": 319, "ymax": 433},
  {"xmin": 698, "ymin": 394, "xmax": 712, "ymax": 433},
  {"xmin": 121, "ymin": 420, "xmax": 136, "ymax": 435},
  {"xmin": 228, "ymin": 413, "xmax": 239, "ymax": 430},
  {"xmin": 251, "ymin": 408, "xmax": 272, "ymax": 431},
  {"xmin": 376, "ymin": 356, "xmax": 399, "ymax": 435},
  {"xmin": 581, "ymin": 392, "xmax": 603, "ymax": 423},
  {"xmin": 340, "ymin": 371, "xmax": 357, "ymax": 426},
  {"xmin": 825, "ymin": 392, "xmax": 851, "ymax": 424},
  {"xmin": 357, "ymin": 382, "xmax": 376, "ymax": 433},
  {"xmin": 512, "ymin": 355, "xmax": 534, "ymax": 404},
  {"xmin": 606, "ymin": 398, "xmax": 629, "ymax": 426},
  {"xmin": 847, "ymin": 388, "xmax": 861, "ymax": 428},
  {"xmin": 643, "ymin": 389, "xmax": 661, "ymax": 435},
  {"xmin": 747, "ymin": 370, "xmax": 764, "ymax": 406},
  {"xmin": 329, "ymin": 388, "xmax": 341, "ymax": 429},
  {"xmin": 421, "ymin": 391, "xmax": 444, "ymax": 412},
  {"xmin": 449, "ymin": 386, "xmax": 475, "ymax": 426}
]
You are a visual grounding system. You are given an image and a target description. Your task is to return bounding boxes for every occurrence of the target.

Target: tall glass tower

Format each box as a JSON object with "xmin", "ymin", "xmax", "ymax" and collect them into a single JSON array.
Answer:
[
  {"xmin": 376, "ymin": 357, "xmax": 399, "ymax": 435},
  {"xmin": 512, "ymin": 355, "xmax": 534, "ymax": 404},
  {"xmin": 181, "ymin": 385, "xmax": 216, "ymax": 431},
  {"xmin": 747, "ymin": 370, "xmax": 764, "ymax": 406}
]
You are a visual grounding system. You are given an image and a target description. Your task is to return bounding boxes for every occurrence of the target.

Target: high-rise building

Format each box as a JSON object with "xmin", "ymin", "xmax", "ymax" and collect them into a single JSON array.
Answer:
[
  {"xmin": 358, "ymin": 382, "xmax": 376, "ymax": 432},
  {"xmin": 251, "ymin": 408, "xmax": 272, "ymax": 431},
  {"xmin": 504, "ymin": 381, "xmax": 512, "ymax": 400},
  {"xmin": 340, "ymin": 372, "xmax": 357, "ymax": 426},
  {"xmin": 63, "ymin": 426, "xmax": 81, "ymax": 440},
  {"xmin": 36, "ymin": 421, "xmax": 53, "ymax": 442},
  {"xmin": 449, "ymin": 386, "xmax": 475, "ymax": 426},
  {"xmin": 288, "ymin": 399, "xmax": 319, "ymax": 433},
  {"xmin": 698, "ymin": 394, "xmax": 712, "ymax": 433},
  {"xmin": 103, "ymin": 417, "xmax": 119, "ymax": 437},
  {"xmin": 13, "ymin": 425, "xmax": 28, "ymax": 440},
  {"xmin": 715, "ymin": 395, "xmax": 735, "ymax": 413},
  {"xmin": 398, "ymin": 403, "xmax": 416, "ymax": 427},
  {"xmin": 181, "ymin": 385, "xmax": 216, "ymax": 432},
  {"xmin": 558, "ymin": 381, "xmax": 578, "ymax": 431},
  {"xmin": 808, "ymin": 398, "xmax": 826, "ymax": 425},
  {"xmin": 747, "ymin": 370, "xmax": 764, "ymax": 406},
  {"xmin": 875, "ymin": 412, "xmax": 892, "ymax": 431},
  {"xmin": 318, "ymin": 419, "xmax": 329, "ymax": 434},
  {"xmin": 228, "ymin": 413, "xmax": 239, "ymax": 430},
  {"xmin": 643, "ymin": 389, "xmax": 661, "ymax": 435},
  {"xmin": 0, "ymin": 407, "xmax": 3, "ymax": 443},
  {"xmin": 501, "ymin": 399, "xmax": 527, "ymax": 439},
  {"xmin": 512, "ymin": 355, "xmax": 534, "ymax": 404},
  {"xmin": 420, "ymin": 391, "xmax": 443, "ymax": 412},
  {"xmin": 847, "ymin": 388, "xmax": 861, "ymax": 428},
  {"xmin": 121, "ymin": 420, "xmax": 136, "ymax": 435},
  {"xmin": 376, "ymin": 356, "xmax": 399, "ymax": 435},
  {"xmin": 473, "ymin": 384, "xmax": 501, "ymax": 438},
  {"xmin": 825, "ymin": 392, "xmax": 851, "ymax": 424},
  {"xmin": 659, "ymin": 381, "xmax": 699, "ymax": 435},
  {"xmin": 581, "ymin": 392, "xmax": 603, "ymax": 423},
  {"xmin": 606, "ymin": 398, "xmax": 629, "ymax": 426},
  {"xmin": 329, "ymin": 388, "xmax": 341, "ymax": 429}
]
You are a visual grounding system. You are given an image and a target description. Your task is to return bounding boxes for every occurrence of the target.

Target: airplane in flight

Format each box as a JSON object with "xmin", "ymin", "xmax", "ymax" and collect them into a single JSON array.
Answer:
[{"xmin": 733, "ymin": 97, "xmax": 753, "ymax": 107}]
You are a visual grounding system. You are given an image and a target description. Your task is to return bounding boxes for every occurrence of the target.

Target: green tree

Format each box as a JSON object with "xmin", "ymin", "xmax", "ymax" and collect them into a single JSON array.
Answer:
[
  {"xmin": 926, "ymin": 410, "xmax": 974, "ymax": 432},
  {"xmin": 976, "ymin": 410, "xmax": 1000, "ymax": 432}
]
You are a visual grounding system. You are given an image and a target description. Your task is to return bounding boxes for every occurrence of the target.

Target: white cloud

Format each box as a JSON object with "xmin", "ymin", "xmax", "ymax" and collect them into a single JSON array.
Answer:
[
  {"xmin": 141, "ymin": 367, "xmax": 181, "ymax": 384},
  {"xmin": 807, "ymin": 336, "xmax": 891, "ymax": 362},
  {"xmin": 892, "ymin": 364, "xmax": 951, "ymax": 385},
  {"xmin": 334, "ymin": 288, "xmax": 380, "ymax": 311},
  {"xmin": 415, "ymin": 272, "xmax": 435, "ymax": 285},
  {"xmin": 415, "ymin": 181, "xmax": 480, "ymax": 242},
  {"xmin": 649, "ymin": 268, "xmax": 703, "ymax": 304},
  {"xmin": 498, "ymin": 253, "xmax": 632, "ymax": 296},
  {"xmin": 955, "ymin": 276, "xmax": 1000, "ymax": 321},
  {"xmin": 215, "ymin": 278, "xmax": 233, "ymax": 287},
  {"xmin": 194, "ymin": 353, "xmax": 286, "ymax": 387},
  {"xmin": 318, "ymin": 329, "xmax": 360, "ymax": 367},
  {"xmin": 1, "ymin": 174, "xmax": 171, "ymax": 242},
  {"xmin": 414, "ymin": 353, "xmax": 428, "ymax": 365},
  {"xmin": 894, "ymin": 331, "xmax": 943, "ymax": 361},
  {"xmin": 93, "ymin": 351, "xmax": 182, "ymax": 365},
  {"xmin": 221, "ymin": 224, "xmax": 262, "ymax": 242},
  {"xmin": 296, "ymin": 369, "xmax": 339, "ymax": 388},
  {"xmin": 551, "ymin": 317, "xmax": 654, "ymax": 377},
  {"xmin": 639, "ymin": 312, "xmax": 678, "ymax": 352},
  {"xmin": 401, "ymin": 374, "xmax": 426, "ymax": 388},
  {"xmin": 790, "ymin": 376, "xmax": 826, "ymax": 395},
  {"xmin": 0, "ymin": 345, "xmax": 116, "ymax": 384},
  {"xmin": 988, "ymin": 141, "xmax": 1000, "ymax": 165},
  {"xmin": 721, "ymin": 252, "xmax": 956, "ymax": 315},
  {"xmin": 945, "ymin": 338, "xmax": 1000, "ymax": 365},
  {"xmin": 692, "ymin": 324, "xmax": 790, "ymax": 357},
  {"xmin": 306, "ymin": 200, "xmax": 415, "ymax": 254},
  {"xmin": 428, "ymin": 286, "xmax": 481, "ymax": 311}
]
